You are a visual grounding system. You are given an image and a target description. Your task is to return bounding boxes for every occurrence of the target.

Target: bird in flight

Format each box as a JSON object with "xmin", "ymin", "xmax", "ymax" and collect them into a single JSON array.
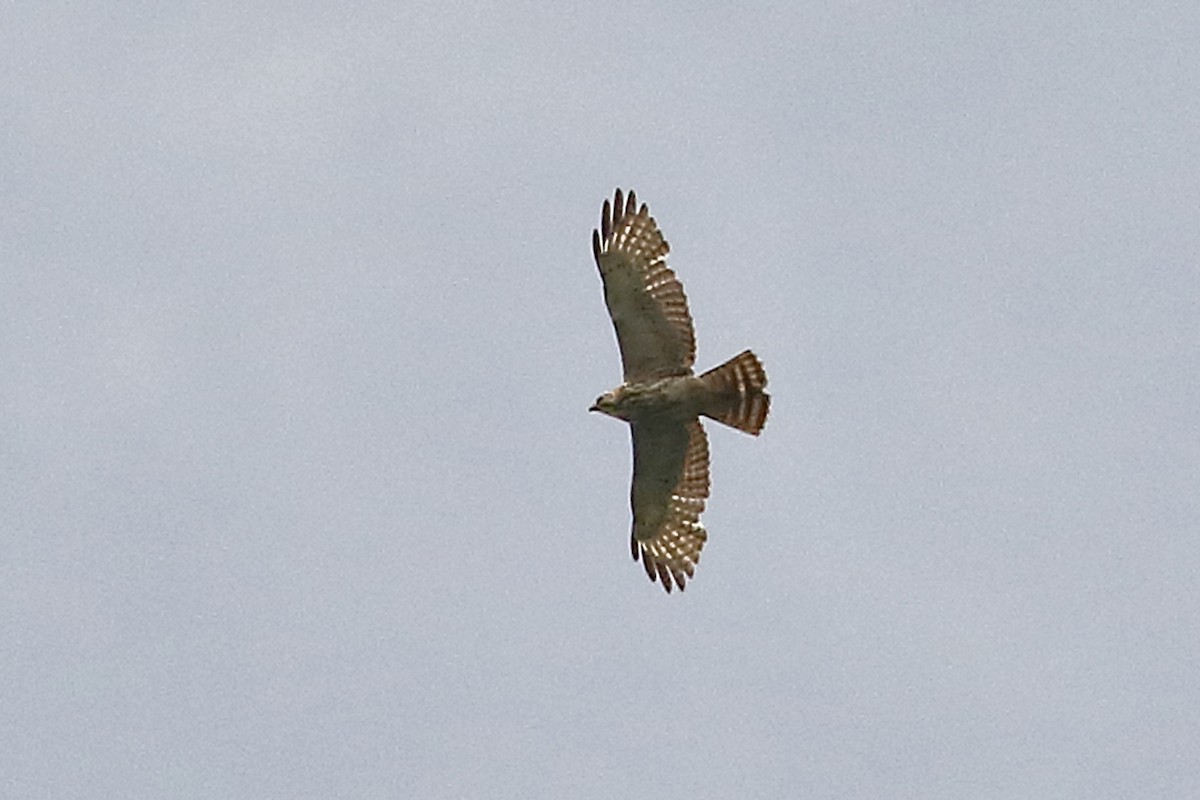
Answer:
[{"xmin": 590, "ymin": 189, "xmax": 769, "ymax": 593}]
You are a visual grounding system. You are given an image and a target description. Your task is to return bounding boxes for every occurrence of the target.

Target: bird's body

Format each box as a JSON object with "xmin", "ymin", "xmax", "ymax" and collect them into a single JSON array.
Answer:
[
  {"xmin": 593, "ymin": 375, "xmax": 707, "ymax": 421},
  {"xmin": 589, "ymin": 188, "xmax": 769, "ymax": 593}
]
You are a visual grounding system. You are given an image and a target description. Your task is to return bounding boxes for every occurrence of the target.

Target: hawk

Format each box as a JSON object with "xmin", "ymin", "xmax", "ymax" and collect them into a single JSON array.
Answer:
[{"xmin": 590, "ymin": 188, "xmax": 770, "ymax": 593}]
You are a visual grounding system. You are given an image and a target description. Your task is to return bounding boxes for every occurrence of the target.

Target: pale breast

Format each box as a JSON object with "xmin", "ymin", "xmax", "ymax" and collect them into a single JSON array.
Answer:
[{"xmin": 614, "ymin": 376, "xmax": 707, "ymax": 421}]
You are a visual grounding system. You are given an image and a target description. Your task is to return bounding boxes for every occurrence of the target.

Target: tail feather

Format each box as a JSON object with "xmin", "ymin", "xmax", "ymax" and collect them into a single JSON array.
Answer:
[{"xmin": 699, "ymin": 350, "xmax": 770, "ymax": 435}]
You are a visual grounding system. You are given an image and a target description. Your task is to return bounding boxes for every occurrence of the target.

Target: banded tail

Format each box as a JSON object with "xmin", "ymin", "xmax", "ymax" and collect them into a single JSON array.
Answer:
[{"xmin": 699, "ymin": 350, "xmax": 770, "ymax": 435}]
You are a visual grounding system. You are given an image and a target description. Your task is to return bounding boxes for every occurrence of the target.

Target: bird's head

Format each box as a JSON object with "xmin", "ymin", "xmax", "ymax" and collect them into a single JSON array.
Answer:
[{"xmin": 589, "ymin": 390, "xmax": 620, "ymax": 417}]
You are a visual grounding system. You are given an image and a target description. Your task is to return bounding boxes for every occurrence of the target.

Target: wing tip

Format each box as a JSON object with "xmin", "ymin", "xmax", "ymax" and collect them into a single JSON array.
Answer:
[
  {"xmin": 632, "ymin": 535, "xmax": 697, "ymax": 595},
  {"xmin": 599, "ymin": 188, "xmax": 648, "ymax": 239}
]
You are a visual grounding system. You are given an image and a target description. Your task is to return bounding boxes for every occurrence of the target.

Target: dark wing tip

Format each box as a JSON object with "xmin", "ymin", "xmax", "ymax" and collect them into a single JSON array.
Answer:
[
  {"xmin": 599, "ymin": 189, "xmax": 650, "ymax": 255},
  {"xmin": 592, "ymin": 228, "xmax": 601, "ymax": 263},
  {"xmin": 635, "ymin": 538, "xmax": 671, "ymax": 593},
  {"xmin": 632, "ymin": 536, "xmax": 688, "ymax": 595},
  {"xmin": 640, "ymin": 544, "xmax": 656, "ymax": 582},
  {"xmin": 655, "ymin": 561, "xmax": 674, "ymax": 593}
]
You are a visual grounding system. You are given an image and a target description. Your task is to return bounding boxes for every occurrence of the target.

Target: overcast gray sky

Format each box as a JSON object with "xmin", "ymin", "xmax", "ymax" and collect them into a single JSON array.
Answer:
[{"xmin": 3, "ymin": 3, "xmax": 1199, "ymax": 798}]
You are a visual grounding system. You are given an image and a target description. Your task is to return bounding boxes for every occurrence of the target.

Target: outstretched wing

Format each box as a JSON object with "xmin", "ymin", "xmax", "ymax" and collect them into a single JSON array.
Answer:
[
  {"xmin": 592, "ymin": 188, "xmax": 696, "ymax": 382},
  {"xmin": 629, "ymin": 417, "xmax": 711, "ymax": 593}
]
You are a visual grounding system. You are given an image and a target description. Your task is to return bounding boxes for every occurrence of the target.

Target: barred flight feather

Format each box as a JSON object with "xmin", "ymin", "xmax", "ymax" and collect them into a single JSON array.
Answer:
[
  {"xmin": 592, "ymin": 188, "xmax": 697, "ymax": 381},
  {"xmin": 631, "ymin": 420, "xmax": 711, "ymax": 593}
]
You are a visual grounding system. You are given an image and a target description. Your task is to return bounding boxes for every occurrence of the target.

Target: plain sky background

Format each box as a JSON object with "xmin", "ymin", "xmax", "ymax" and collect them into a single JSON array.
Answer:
[{"xmin": 3, "ymin": 3, "xmax": 1198, "ymax": 798}]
